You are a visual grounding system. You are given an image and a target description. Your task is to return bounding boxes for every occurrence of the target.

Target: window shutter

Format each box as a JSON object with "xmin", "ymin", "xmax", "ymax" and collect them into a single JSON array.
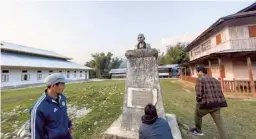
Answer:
[
  {"xmin": 216, "ymin": 33, "xmax": 222, "ymax": 45},
  {"xmin": 248, "ymin": 25, "xmax": 256, "ymax": 38}
]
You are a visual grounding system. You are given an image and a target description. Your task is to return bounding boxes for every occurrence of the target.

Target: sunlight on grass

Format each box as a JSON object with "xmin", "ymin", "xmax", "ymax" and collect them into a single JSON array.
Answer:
[{"xmin": 1, "ymin": 80, "xmax": 256, "ymax": 139}]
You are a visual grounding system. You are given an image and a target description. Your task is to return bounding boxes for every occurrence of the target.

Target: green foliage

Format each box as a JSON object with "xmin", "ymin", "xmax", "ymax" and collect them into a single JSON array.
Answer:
[
  {"xmin": 108, "ymin": 57, "xmax": 123, "ymax": 69},
  {"xmin": 2, "ymin": 80, "xmax": 256, "ymax": 139},
  {"xmin": 157, "ymin": 42, "xmax": 189, "ymax": 65},
  {"xmin": 157, "ymin": 52, "xmax": 166, "ymax": 65},
  {"xmin": 85, "ymin": 52, "xmax": 122, "ymax": 78}
]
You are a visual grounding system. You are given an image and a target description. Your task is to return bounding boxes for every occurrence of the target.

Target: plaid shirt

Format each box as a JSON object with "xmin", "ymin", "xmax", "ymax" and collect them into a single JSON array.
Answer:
[{"xmin": 195, "ymin": 75, "xmax": 227, "ymax": 109}]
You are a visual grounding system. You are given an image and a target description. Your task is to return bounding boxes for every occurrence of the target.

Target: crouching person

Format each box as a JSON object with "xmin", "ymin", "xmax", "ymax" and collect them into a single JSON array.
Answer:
[
  {"xmin": 30, "ymin": 73, "xmax": 73, "ymax": 139},
  {"xmin": 139, "ymin": 104, "xmax": 174, "ymax": 139}
]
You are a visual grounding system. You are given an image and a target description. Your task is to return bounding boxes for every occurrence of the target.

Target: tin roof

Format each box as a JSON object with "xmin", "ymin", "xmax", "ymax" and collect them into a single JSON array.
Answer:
[
  {"xmin": 0, "ymin": 41, "xmax": 71, "ymax": 60},
  {"xmin": 158, "ymin": 64, "xmax": 179, "ymax": 69},
  {"xmin": 109, "ymin": 68, "xmax": 127, "ymax": 74},
  {"xmin": 1, "ymin": 52, "xmax": 92, "ymax": 70},
  {"xmin": 109, "ymin": 64, "xmax": 179, "ymax": 74}
]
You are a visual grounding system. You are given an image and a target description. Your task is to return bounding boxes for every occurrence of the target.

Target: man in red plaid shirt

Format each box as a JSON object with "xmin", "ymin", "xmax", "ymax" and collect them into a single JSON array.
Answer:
[{"xmin": 190, "ymin": 65, "xmax": 228, "ymax": 139}]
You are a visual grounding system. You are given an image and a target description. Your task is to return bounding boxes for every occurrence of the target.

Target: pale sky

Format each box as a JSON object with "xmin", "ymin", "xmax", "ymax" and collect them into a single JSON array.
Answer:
[{"xmin": 0, "ymin": 1, "xmax": 254, "ymax": 65}]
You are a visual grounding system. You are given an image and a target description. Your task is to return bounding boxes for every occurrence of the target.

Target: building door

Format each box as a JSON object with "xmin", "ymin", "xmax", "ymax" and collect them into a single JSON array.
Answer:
[{"xmin": 85, "ymin": 71, "xmax": 87, "ymax": 80}]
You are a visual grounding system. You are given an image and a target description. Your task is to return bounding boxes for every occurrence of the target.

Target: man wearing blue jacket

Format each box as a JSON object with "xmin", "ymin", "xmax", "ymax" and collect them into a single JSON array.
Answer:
[{"xmin": 30, "ymin": 73, "xmax": 73, "ymax": 139}]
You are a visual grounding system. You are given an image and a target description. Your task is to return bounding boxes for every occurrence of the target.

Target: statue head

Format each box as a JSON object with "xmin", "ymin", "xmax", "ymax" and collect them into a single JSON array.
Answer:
[{"xmin": 137, "ymin": 33, "xmax": 145, "ymax": 43}]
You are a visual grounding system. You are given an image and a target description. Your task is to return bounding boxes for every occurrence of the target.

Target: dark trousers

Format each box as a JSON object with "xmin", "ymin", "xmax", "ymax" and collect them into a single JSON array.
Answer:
[{"xmin": 195, "ymin": 104, "xmax": 227, "ymax": 139}]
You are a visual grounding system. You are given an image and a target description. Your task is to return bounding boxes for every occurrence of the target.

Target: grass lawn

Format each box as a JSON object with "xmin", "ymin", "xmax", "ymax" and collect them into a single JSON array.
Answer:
[{"xmin": 1, "ymin": 79, "xmax": 256, "ymax": 139}]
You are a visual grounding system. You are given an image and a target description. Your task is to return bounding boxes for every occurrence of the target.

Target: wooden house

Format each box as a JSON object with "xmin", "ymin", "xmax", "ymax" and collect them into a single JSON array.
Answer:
[{"xmin": 181, "ymin": 2, "xmax": 256, "ymax": 94}]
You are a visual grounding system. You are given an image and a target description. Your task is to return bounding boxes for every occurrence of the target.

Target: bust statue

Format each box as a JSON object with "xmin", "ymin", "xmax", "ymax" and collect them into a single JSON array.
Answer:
[{"xmin": 134, "ymin": 34, "xmax": 151, "ymax": 49}]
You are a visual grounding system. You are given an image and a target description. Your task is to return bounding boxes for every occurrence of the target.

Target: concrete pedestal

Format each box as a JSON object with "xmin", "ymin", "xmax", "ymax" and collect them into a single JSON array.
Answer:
[{"xmin": 103, "ymin": 49, "xmax": 182, "ymax": 139}]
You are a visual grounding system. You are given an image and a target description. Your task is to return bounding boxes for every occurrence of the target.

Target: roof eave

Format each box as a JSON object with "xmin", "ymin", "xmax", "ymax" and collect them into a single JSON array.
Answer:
[
  {"xmin": 1, "ymin": 48, "xmax": 71, "ymax": 60},
  {"xmin": 0, "ymin": 65, "xmax": 92, "ymax": 70},
  {"xmin": 185, "ymin": 18, "xmax": 224, "ymax": 52},
  {"xmin": 236, "ymin": 2, "xmax": 256, "ymax": 13},
  {"xmin": 185, "ymin": 12, "xmax": 256, "ymax": 52}
]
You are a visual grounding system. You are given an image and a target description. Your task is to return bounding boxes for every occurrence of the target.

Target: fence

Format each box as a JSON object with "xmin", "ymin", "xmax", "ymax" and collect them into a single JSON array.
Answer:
[
  {"xmin": 181, "ymin": 76, "xmax": 256, "ymax": 94},
  {"xmin": 223, "ymin": 79, "xmax": 256, "ymax": 93}
]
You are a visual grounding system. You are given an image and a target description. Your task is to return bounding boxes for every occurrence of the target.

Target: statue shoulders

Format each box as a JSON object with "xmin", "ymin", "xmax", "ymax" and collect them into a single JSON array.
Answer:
[
  {"xmin": 133, "ymin": 43, "xmax": 151, "ymax": 49},
  {"xmin": 146, "ymin": 43, "xmax": 151, "ymax": 48}
]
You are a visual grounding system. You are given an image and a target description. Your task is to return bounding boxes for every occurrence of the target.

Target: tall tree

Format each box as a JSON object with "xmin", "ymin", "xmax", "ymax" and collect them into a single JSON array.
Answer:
[
  {"xmin": 91, "ymin": 52, "xmax": 113, "ymax": 78},
  {"xmin": 157, "ymin": 52, "xmax": 166, "ymax": 65},
  {"xmin": 109, "ymin": 57, "xmax": 123, "ymax": 69},
  {"xmin": 85, "ymin": 52, "xmax": 123, "ymax": 78},
  {"xmin": 164, "ymin": 42, "xmax": 189, "ymax": 64}
]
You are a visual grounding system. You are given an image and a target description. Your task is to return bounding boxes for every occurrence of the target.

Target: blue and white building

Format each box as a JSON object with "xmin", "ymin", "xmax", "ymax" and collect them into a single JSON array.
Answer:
[
  {"xmin": 1, "ymin": 41, "xmax": 92, "ymax": 89},
  {"xmin": 109, "ymin": 60, "xmax": 180, "ymax": 79}
]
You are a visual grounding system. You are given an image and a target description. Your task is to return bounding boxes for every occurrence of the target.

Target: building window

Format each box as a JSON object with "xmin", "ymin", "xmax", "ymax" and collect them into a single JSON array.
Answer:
[
  {"xmin": 74, "ymin": 71, "xmax": 76, "ymax": 78},
  {"xmin": 248, "ymin": 25, "xmax": 256, "ymax": 38},
  {"xmin": 67, "ymin": 71, "xmax": 70, "ymax": 78},
  {"xmin": 49, "ymin": 70, "xmax": 53, "ymax": 75},
  {"xmin": 37, "ymin": 70, "xmax": 42, "ymax": 80},
  {"xmin": 85, "ymin": 71, "xmax": 87, "ymax": 79},
  {"xmin": 37, "ymin": 74, "xmax": 42, "ymax": 80},
  {"xmin": 21, "ymin": 70, "xmax": 30, "ymax": 81},
  {"xmin": 2, "ymin": 70, "xmax": 9, "ymax": 73},
  {"xmin": 1, "ymin": 75, "xmax": 9, "ymax": 82},
  {"xmin": 59, "ymin": 71, "xmax": 62, "ymax": 73},
  {"xmin": 201, "ymin": 40, "xmax": 211, "ymax": 51},
  {"xmin": 80, "ymin": 71, "xmax": 83, "ymax": 77},
  {"xmin": 194, "ymin": 46, "xmax": 201, "ymax": 55},
  {"xmin": 1, "ymin": 70, "xmax": 9, "ymax": 82},
  {"xmin": 21, "ymin": 74, "xmax": 30, "ymax": 81},
  {"xmin": 22, "ymin": 70, "xmax": 27, "ymax": 73},
  {"xmin": 216, "ymin": 33, "xmax": 222, "ymax": 45}
]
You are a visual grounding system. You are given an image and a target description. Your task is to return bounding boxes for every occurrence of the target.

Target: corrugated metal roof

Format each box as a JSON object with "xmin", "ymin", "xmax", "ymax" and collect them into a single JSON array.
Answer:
[
  {"xmin": 109, "ymin": 64, "xmax": 179, "ymax": 74},
  {"xmin": 0, "ymin": 41, "xmax": 71, "ymax": 60},
  {"xmin": 158, "ymin": 64, "xmax": 178, "ymax": 69},
  {"xmin": 109, "ymin": 68, "xmax": 127, "ymax": 74},
  {"xmin": 1, "ymin": 52, "xmax": 92, "ymax": 70}
]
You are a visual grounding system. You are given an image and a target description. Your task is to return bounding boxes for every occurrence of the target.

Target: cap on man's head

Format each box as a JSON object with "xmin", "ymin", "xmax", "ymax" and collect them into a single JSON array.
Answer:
[{"xmin": 44, "ymin": 73, "xmax": 71, "ymax": 86}]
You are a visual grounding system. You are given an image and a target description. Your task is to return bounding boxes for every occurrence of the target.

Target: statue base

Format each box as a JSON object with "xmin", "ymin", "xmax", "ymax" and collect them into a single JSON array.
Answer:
[{"xmin": 102, "ymin": 114, "xmax": 182, "ymax": 139}]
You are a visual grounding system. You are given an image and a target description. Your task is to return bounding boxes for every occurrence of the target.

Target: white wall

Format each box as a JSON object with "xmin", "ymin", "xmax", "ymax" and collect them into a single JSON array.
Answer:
[
  {"xmin": 229, "ymin": 24, "xmax": 255, "ymax": 40},
  {"xmin": 232, "ymin": 59, "xmax": 256, "ymax": 80},
  {"xmin": 188, "ymin": 58, "xmax": 256, "ymax": 81},
  {"xmin": 190, "ymin": 27, "xmax": 232, "ymax": 61},
  {"xmin": 253, "ymin": 61, "xmax": 256, "ymax": 80},
  {"xmin": 191, "ymin": 65, "xmax": 197, "ymax": 78},
  {"xmin": 1, "ymin": 67, "xmax": 89, "ymax": 88},
  {"xmin": 233, "ymin": 60, "xmax": 249, "ymax": 80},
  {"xmin": 229, "ymin": 24, "xmax": 256, "ymax": 50},
  {"xmin": 223, "ymin": 58, "xmax": 234, "ymax": 80},
  {"xmin": 211, "ymin": 63, "xmax": 220, "ymax": 80}
]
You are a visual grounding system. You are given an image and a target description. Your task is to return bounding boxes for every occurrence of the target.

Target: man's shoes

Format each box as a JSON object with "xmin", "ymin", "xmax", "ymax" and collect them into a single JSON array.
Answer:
[{"xmin": 190, "ymin": 128, "xmax": 204, "ymax": 136}]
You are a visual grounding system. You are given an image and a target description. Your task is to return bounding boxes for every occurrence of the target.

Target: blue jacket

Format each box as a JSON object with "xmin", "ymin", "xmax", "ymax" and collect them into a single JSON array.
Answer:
[
  {"xmin": 30, "ymin": 91, "xmax": 72, "ymax": 139},
  {"xmin": 139, "ymin": 118, "xmax": 174, "ymax": 139}
]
